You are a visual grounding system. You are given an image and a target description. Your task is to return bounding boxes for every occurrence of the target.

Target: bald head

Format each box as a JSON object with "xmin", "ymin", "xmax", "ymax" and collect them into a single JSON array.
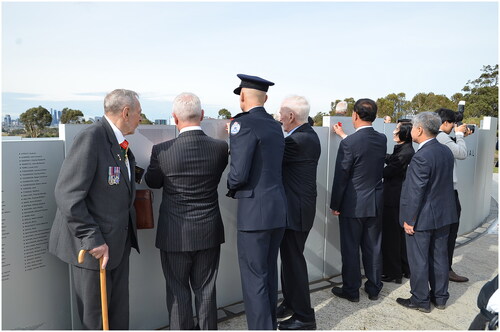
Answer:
[{"xmin": 240, "ymin": 88, "xmax": 268, "ymax": 111}]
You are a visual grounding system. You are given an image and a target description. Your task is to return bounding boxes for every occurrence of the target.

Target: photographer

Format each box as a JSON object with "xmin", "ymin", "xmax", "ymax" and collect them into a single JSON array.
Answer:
[{"xmin": 435, "ymin": 107, "xmax": 473, "ymax": 283}]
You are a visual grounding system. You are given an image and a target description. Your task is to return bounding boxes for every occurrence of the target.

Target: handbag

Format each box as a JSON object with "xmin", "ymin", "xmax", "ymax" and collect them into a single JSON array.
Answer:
[{"xmin": 134, "ymin": 189, "xmax": 154, "ymax": 229}]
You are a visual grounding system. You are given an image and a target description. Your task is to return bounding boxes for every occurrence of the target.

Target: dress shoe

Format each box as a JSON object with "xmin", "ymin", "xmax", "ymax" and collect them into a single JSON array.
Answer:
[
  {"xmin": 278, "ymin": 316, "xmax": 317, "ymax": 330},
  {"xmin": 403, "ymin": 273, "xmax": 411, "ymax": 279},
  {"xmin": 331, "ymin": 286, "xmax": 359, "ymax": 302},
  {"xmin": 396, "ymin": 297, "xmax": 431, "ymax": 313},
  {"xmin": 449, "ymin": 270, "xmax": 469, "ymax": 282},
  {"xmin": 431, "ymin": 301, "xmax": 446, "ymax": 310},
  {"xmin": 381, "ymin": 275, "xmax": 402, "ymax": 284},
  {"xmin": 364, "ymin": 289, "xmax": 379, "ymax": 301},
  {"xmin": 277, "ymin": 303, "xmax": 294, "ymax": 319}
]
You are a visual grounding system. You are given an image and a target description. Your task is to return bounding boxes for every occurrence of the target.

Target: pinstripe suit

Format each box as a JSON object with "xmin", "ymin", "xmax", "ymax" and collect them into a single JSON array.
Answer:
[{"xmin": 145, "ymin": 129, "xmax": 228, "ymax": 330}]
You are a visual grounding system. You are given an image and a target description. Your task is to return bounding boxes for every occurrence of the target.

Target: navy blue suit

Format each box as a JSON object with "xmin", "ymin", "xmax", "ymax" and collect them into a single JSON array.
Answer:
[
  {"xmin": 227, "ymin": 106, "xmax": 287, "ymax": 330},
  {"xmin": 330, "ymin": 126, "xmax": 387, "ymax": 298},
  {"xmin": 400, "ymin": 138, "xmax": 457, "ymax": 308},
  {"xmin": 280, "ymin": 123, "xmax": 320, "ymax": 322}
]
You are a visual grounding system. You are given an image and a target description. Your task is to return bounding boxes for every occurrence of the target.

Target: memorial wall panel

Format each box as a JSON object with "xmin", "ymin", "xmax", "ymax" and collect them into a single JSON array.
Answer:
[{"xmin": 2, "ymin": 140, "xmax": 71, "ymax": 330}]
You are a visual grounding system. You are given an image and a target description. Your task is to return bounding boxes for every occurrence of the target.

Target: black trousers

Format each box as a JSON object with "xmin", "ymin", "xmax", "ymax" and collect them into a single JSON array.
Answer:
[
  {"xmin": 160, "ymin": 246, "xmax": 221, "ymax": 330},
  {"xmin": 448, "ymin": 190, "xmax": 462, "ymax": 270},
  {"xmin": 238, "ymin": 228, "xmax": 285, "ymax": 330},
  {"xmin": 279, "ymin": 229, "xmax": 315, "ymax": 322},
  {"xmin": 71, "ymin": 235, "xmax": 132, "ymax": 330},
  {"xmin": 382, "ymin": 204, "xmax": 409, "ymax": 278},
  {"xmin": 339, "ymin": 216, "xmax": 383, "ymax": 298},
  {"xmin": 406, "ymin": 225, "xmax": 450, "ymax": 307}
]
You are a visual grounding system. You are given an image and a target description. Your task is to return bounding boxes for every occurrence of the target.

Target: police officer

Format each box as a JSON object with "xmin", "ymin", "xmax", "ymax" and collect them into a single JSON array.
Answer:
[{"xmin": 227, "ymin": 74, "xmax": 287, "ymax": 330}]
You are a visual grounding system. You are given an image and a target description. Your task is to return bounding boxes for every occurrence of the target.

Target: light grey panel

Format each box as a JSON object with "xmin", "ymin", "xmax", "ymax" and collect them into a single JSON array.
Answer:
[
  {"xmin": 2, "ymin": 140, "xmax": 71, "ymax": 330},
  {"xmin": 201, "ymin": 119, "xmax": 244, "ymax": 307},
  {"xmin": 128, "ymin": 125, "xmax": 177, "ymax": 330},
  {"xmin": 304, "ymin": 127, "xmax": 329, "ymax": 281},
  {"xmin": 455, "ymin": 132, "xmax": 479, "ymax": 235},
  {"xmin": 322, "ymin": 116, "xmax": 353, "ymax": 276}
]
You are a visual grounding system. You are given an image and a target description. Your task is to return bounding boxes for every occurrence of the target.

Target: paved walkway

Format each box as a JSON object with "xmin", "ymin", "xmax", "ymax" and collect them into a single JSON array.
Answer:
[{"xmin": 218, "ymin": 173, "xmax": 499, "ymax": 330}]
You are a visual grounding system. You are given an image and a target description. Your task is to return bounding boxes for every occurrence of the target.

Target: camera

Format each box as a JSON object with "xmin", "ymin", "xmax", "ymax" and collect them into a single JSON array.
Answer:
[{"xmin": 456, "ymin": 101, "xmax": 475, "ymax": 133}]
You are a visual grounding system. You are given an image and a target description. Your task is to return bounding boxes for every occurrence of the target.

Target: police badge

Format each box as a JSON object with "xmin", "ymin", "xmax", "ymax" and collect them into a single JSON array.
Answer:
[{"xmin": 108, "ymin": 166, "xmax": 121, "ymax": 185}]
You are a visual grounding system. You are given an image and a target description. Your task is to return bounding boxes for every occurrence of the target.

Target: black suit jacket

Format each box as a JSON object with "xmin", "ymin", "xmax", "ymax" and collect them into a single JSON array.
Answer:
[
  {"xmin": 400, "ymin": 138, "xmax": 457, "ymax": 231},
  {"xmin": 49, "ymin": 117, "xmax": 139, "ymax": 271},
  {"xmin": 383, "ymin": 142, "xmax": 415, "ymax": 208},
  {"xmin": 330, "ymin": 127, "xmax": 387, "ymax": 218},
  {"xmin": 145, "ymin": 130, "xmax": 228, "ymax": 252},
  {"xmin": 282, "ymin": 124, "xmax": 321, "ymax": 232}
]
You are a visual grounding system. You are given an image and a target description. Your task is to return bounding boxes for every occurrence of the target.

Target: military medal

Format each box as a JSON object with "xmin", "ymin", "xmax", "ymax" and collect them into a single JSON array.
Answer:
[{"xmin": 108, "ymin": 166, "xmax": 120, "ymax": 185}]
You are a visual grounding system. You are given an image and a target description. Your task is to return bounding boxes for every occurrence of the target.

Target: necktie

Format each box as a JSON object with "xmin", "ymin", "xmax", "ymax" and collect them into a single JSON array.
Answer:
[{"xmin": 120, "ymin": 140, "xmax": 129, "ymax": 161}]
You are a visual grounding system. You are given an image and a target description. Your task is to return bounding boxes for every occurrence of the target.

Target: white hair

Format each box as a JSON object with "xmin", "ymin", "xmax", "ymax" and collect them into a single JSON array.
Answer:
[
  {"xmin": 172, "ymin": 92, "xmax": 202, "ymax": 122},
  {"xmin": 280, "ymin": 95, "xmax": 310, "ymax": 123},
  {"xmin": 104, "ymin": 89, "xmax": 139, "ymax": 115},
  {"xmin": 335, "ymin": 101, "xmax": 348, "ymax": 114}
]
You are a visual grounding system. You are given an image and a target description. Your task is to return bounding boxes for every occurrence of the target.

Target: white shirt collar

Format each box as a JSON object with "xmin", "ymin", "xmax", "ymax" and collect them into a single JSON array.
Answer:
[
  {"xmin": 104, "ymin": 114, "xmax": 126, "ymax": 144},
  {"xmin": 418, "ymin": 138, "xmax": 433, "ymax": 150},
  {"xmin": 355, "ymin": 125, "xmax": 372, "ymax": 132},
  {"xmin": 179, "ymin": 126, "xmax": 203, "ymax": 134},
  {"xmin": 286, "ymin": 123, "xmax": 305, "ymax": 136}
]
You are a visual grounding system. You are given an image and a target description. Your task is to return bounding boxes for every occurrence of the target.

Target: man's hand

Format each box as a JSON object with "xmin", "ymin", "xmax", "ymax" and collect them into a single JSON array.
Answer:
[
  {"xmin": 332, "ymin": 124, "xmax": 347, "ymax": 139},
  {"xmin": 89, "ymin": 243, "xmax": 109, "ymax": 269},
  {"xmin": 331, "ymin": 210, "xmax": 341, "ymax": 216},
  {"xmin": 403, "ymin": 222, "xmax": 415, "ymax": 235},
  {"xmin": 455, "ymin": 123, "xmax": 467, "ymax": 135}
]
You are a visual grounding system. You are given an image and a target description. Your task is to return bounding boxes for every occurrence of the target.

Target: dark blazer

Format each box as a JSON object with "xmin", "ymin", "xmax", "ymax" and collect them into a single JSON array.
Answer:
[
  {"xmin": 383, "ymin": 142, "xmax": 415, "ymax": 208},
  {"xmin": 227, "ymin": 107, "xmax": 287, "ymax": 231},
  {"xmin": 330, "ymin": 127, "xmax": 387, "ymax": 218},
  {"xmin": 49, "ymin": 117, "xmax": 139, "ymax": 271},
  {"xmin": 282, "ymin": 123, "xmax": 321, "ymax": 232},
  {"xmin": 145, "ymin": 130, "xmax": 228, "ymax": 252},
  {"xmin": 400, "ymin": 138, "xmax": 457, "ymax": 231}
]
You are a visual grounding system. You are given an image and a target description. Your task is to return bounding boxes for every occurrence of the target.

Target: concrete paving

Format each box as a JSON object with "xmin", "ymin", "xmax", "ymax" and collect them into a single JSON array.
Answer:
[{"xmin": 218, "ymin": 173, "xmax": 499, "ymax": 330}]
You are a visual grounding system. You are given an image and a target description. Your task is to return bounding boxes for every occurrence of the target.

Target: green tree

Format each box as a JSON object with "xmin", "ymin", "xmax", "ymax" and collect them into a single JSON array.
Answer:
[
  {"xmin": 218, "ymin": 108, "xmax": 232, "ymax": 119},
  {"xmin": 312, "ymin": 112, "xmax": 328, "ymax": 126},
  {"xmin": 462, "ymin": 64, "xmax": 498, "ymax": 118},
  {"xmin": 409, "ymin": 92, "xmax": 455, "ymax": 113},
  {"xmin": 140, "ymin": 113, "xmax": 153, "ymax": 124},
  {"xmin": 20, "ymin": 106, "xmax": 52, "ymax": 137},
  {"xmin": 60, "ymin": 108, "xmax": 84, "ymax": 124},
  {"xmin": 376, "ymin": 93, "xmax": 409, "ymax": 120}
]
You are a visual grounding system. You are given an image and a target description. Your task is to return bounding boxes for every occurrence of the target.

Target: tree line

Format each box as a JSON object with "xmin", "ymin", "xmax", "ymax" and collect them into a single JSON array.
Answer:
[
  {"xmin": 12, "ymin": 64, "xmax": 498, "ymax": 137},
  {"xmin": 313, "ymin": 64, "xmax": 498, "ymax": 126}
]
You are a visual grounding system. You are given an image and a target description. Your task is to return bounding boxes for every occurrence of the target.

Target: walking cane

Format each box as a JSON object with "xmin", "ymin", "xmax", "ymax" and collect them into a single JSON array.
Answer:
[{"xmin": 78, "ymin": 249, "xmax": 109, "ymax": 330}]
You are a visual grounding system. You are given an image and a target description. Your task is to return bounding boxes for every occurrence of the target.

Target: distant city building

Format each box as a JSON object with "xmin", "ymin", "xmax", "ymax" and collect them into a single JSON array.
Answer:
[
  {"xmin": 50, "ymin": 109, "xmax": 59, "ymax": 126},
  {"xmin": 4, "ymin": 114, "xmax": 12, "ymax": 126},
  {"xmin": 94, "ymin": 116, "xmax": 102, "ymax": 122},
  {"xmin": 154, "ymin": 119, "xmax": 168, "ymax": 125}
]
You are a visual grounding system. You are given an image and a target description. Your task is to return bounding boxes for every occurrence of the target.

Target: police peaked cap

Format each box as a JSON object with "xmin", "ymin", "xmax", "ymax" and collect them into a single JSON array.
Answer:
[{"xmin": 233, "ymin": 74, "xmax": 275, "ymax": 95}]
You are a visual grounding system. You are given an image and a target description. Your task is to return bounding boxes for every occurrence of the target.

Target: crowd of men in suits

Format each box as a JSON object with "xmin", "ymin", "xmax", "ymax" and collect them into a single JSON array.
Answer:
[{"xmin": 48, "ymin": 74, "xmax": 472, "ymax": 330}]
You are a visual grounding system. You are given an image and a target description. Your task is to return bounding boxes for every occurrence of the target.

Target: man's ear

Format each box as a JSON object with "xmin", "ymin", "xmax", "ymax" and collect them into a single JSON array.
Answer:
[
  {"xmin": 264, "ymin": 95, "xmax": 268, "ymax": 103},
  {"xmin": 200, "ymin": 109, "xmax": 205, "ymax": 122},
  {"xmin": 121, "ymin": 107, "xmax": 130, "ymax": 120},
  {"xmin": 172, "ymin": 112, "xmax": 179, "ymax": 125},
  {"xmin": 240, "ymin": 91, "xmax": 245, "ymax": 103}
]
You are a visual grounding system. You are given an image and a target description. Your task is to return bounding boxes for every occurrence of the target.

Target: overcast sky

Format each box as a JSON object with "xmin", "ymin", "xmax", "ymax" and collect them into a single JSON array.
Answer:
[{"xmin": 2, "ymin": 1, "xmax": 498, "ymax": 120}]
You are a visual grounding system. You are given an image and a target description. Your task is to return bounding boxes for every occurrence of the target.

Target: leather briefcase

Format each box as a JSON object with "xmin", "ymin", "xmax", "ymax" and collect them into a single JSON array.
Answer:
[{"xmin": 134, "ymin": 189, "xmax": 154, "ymax": 229}]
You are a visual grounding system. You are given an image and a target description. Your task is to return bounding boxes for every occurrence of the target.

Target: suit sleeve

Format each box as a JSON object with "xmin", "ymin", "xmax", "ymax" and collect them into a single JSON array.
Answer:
[
  {"xmin": 145, "ymin": 144, "xmax": 164, "ymax": 189},
  {"xmin": 330, "ymin": 139, "xmax": 354, "ymax": 211},
  {"xmin": 399, "ymin": 153, "xmax": 430, "ymax": 227},
  {"xmin": 283, "ymin": 135, "xmax": 299, "ymax": 165},
  {"xmin": 227, "ymin": 124, "xmax": 258, "ymax": 190},
  {"xmin": 54, "ymin": 131, "xmax": 105, "ymax": 250}
]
